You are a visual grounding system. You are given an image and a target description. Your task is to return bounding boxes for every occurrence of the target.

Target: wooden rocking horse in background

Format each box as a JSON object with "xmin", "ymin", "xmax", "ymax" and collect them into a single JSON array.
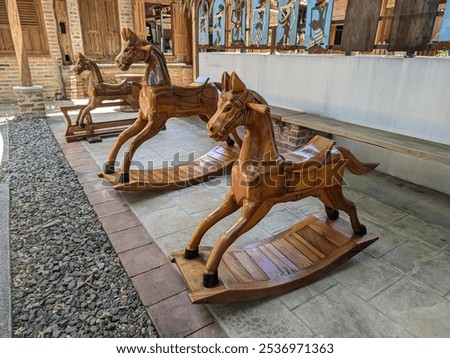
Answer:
[
  {"xmin": 100, "ymin": 28, "xmax": 241, "ymax": 190},
  {"xmin": 61, "ymin": 53, "xmax": 141, "ymax": 142},
  {"xmin": 171, "ymin": 72, "xmax": 379, "ymax": 303}
]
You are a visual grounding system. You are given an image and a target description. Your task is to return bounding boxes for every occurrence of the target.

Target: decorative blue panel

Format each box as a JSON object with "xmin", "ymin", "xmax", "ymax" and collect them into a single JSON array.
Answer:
[
  {"xmin": 250, "ymin": 0, "xmax": 270, "ymax": 46},
  {"xmin": 276, "ymin": 0, "xmax": 300, "ymax": 46},
  {"xmin": 231, "ymin": 0, "xmax": 246, "ymax": 43},
  {"xmin": 198, "ymin": 0, "xmax": 210, "ymax": 45},
  {"xmin": 212, "ymin": 0, "xmax": 226, "ymax": 46},
  {"xmin": 304, "ymin": 0, "xmax": 334, "ymax": 50},
  {"xmin": 439, "ymin": 1, "xmax": 450, "ymax": 42}
]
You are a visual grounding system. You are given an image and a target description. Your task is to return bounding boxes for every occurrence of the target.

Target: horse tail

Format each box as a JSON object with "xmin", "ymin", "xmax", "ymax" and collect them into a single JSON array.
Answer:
[{"xmin": 338, "ymin": 146, "xmax": 379, "ymax": 175}]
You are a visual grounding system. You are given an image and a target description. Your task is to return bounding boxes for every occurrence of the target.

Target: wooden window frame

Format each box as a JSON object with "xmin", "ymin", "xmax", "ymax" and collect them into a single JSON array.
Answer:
[{"xmin": 0, "ymin": 0, "xmax": 49, "ymax": 55}]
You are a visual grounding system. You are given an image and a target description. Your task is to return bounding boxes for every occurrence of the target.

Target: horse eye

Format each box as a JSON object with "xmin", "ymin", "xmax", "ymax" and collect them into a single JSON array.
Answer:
[{"xmin": 224, "ymin": 104, "xmax": 232, "ymax": 112}]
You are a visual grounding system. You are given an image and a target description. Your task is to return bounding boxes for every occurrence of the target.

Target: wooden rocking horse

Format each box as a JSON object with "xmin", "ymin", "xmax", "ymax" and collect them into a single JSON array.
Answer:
[
  {"xmin": 99, "ymin": 28, "xmax": 241, "ymax": 190},
  {"xmin": 170, "ymin": 72, "xmax": 379, "ymax": 303},
  {"xmin": 61, "ymin": 53, "xmax": 141, "ymax": 142}
]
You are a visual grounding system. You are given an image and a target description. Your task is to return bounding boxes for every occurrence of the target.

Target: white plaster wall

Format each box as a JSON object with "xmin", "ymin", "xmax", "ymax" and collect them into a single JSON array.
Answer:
[
  {"xmin": 200, "ymin": 52, "xmax": 450, "ymax": 194},
  {"xmin": 200, "ymin": 53, "xmax": 450, "ymax": 145}
]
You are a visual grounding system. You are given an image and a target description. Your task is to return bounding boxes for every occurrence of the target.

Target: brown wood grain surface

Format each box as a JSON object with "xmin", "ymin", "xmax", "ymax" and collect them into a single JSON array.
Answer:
[
  {"xmin": 388, "ymin": 0, "xmax": 440, "ymax": 51},
  {"xmin": 341, "ymin": 0, "xmax": 383, "ymax": 52}
]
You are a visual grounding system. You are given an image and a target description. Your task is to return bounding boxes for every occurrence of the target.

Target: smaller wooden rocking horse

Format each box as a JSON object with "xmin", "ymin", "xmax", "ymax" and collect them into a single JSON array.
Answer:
[
  {"xmin": 99, "ymin": 28, "xmax": 241, "ymax": 190},
  {"xmin": 171, "ymin": 72, "xmax": 379, "ymax": 303},
  {"xmin": 73, "ymin": 53, "xmax": 141, "ymax": 127},
  {"xmin": 61, "ymin": 53, "xmax": 141, "ymax": 142}
]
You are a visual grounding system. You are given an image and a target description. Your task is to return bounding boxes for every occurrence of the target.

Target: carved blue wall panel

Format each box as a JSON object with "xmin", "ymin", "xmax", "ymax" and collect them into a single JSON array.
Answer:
[
  {"xmin": 250, "ymin": 0, "xmax": 270, "ymax": 46},
  {"xmin": 304, "ymin": 0, "xmax": 335, "ymax": 50},
  {"xmin": 198, "ymin": 0, "xmax": 210, "ymax": 45},
  {"xmin": 212, "ymin": 0, "xmax": 226, "ymax": 46}
]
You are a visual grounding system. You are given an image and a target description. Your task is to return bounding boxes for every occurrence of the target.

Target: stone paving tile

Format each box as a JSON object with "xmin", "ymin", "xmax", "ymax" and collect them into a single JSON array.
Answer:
[
  {"xmin": 278, "ymin": 275, "xmax": 338, "ymax": 310},
  {"xmin": 387, "ymin": 215, "xmax": 450, "ymax": 249},
  {"xmin": 294, "ymin": 284, "xmax": 412, "ymax": 337},
  {"xmin": 118, "ymin": 243, "xmax": 169, "ymax": 278},
  {"xmin": 147, "ymin": 291, "xmax": 215, "ymax": 338},
  {"xmin": 369, "ymin": 277, "xmax": 450, "ymax": 337},
  {"xmin": 186, "ymin": 323, "xmax": 228, "ymax": 338},
  {"xmin": 140, "ymin": 205, "xmax": 199, "ymax": 239},
  {"xmin": 285, "ymin": 196, "xmax": 325, "ymax": 219},
  {"xmin": 93, "ymin": 199, "xmax": 131, "ymax": 218},
  {"xmin": 82, "ymin": 178, "xmax": 113, "ymax": 194},
  {"xmin": 76, "ymin": 171, "xmax": 101, "ymax": 184},
  {"xmin": 172, "ymin": 186, "xmax": 224, "ymax": 215},
  {"xmin": 131, "ymin": 264, "xmax": 187, "ymax": 306},
  {"xmin": 329, "ymin": 252, "xmax": 404, "ymax": 301},
  {"xmin": 354, "ymin": 197, "xmax": 407, "ymax": 227},
  {"xmin": 108, "ymin": 225, "xmax": 154, "ymax": 254},
  {"xmin": 362, "ymin": 220, "xmax": 408, "ymax": 259},
  {"xmin": 258, "ymin": 208, "xmax": 304, "ymax": 235},
  {"xmin": 86, "ymin": 188, "xmax": 122, "ymax": 205},
  {"xmin": 209, "ymin": 299, "xmax": 314, "ymax": 338},
  {"xmin": 99, "ymin": 210, "xmax": 141, "ymax": 234},
  {"xmin": 409, "ymin": 250, "xmax": 450, "ymax": 296},
  {"xmin": 380, "ymin": 239, "xmax": 439, "ymax": 274}
]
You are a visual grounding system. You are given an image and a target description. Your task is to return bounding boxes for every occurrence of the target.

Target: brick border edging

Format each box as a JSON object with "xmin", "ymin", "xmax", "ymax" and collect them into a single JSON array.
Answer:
[{"xmin": 51, "ymin": 126, "xmax": 227, "ymax": 338}]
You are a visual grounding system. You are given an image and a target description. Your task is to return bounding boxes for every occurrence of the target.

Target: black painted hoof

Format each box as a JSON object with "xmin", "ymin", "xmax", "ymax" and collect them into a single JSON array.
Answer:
[
  {"xmin": 203, "ymin": 271, "xmax": 219, "ymax": 288},
  {"xmin": 162, "ymin": 125, "xmax": 167, "ymax": 131},
  {"xmin": 79, "ymin": 122, "xmax": 86, "ymax": 129},
  {"xmin": 103, "ymin": 163, "xmax": 115, "ymax": 174},
  {"xmin": 326, "ymin": 208, "xmax": 339, "ymax": 221},
  {"xmin": 184, "ymin": 249, "xmax": 199, "ymax": 260},
  {"xmin": 355, "ymin": 224, "xmax": 367, "ymax": 236},
  {"xmin": 226, "ymin": 138, "xmax": 235, "ymax": 147},
  {"xmin": 119, "ymin": 172, "xmax": 130, "ymax": 184}
]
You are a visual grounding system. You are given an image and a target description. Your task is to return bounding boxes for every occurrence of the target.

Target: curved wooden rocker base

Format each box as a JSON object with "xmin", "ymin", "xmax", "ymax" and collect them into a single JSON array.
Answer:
[
  {"xmin": 170, "ymin": 212, "xmax": 378, "ymax": 304},
  {"xmin": 61, "ymin": 104, "xmax": 136, "ymax": 143},
  {"xmin": 98, "ymin": 145, "xmax": 239, "ymax": 191}
]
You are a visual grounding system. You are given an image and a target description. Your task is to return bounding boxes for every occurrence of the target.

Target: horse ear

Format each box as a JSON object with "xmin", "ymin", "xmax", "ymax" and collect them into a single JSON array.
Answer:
[
  {"xmin": 122, "ymin": 27, "xmax": 139, "ymax": 43},
  {"xmin": 247, "ymin": 102, "xmax": 270, "ymax": 114},
  {"xmin": 78, "ymin": 52, "xmax": 85, "ymax": 59},
  {"xmin": 221, "ymin": 72, "xmax": 230, "ymax": 92},
  {"xmin": 122, "ymin": 27, "xmax": 130, "ymax": 40},
  {"xmin": 230, "ymin": 72, "xmax": 246, "ymax": 93}
]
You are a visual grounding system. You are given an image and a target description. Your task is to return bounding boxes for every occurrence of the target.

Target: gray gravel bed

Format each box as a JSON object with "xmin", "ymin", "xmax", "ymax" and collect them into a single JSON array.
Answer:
[{"xmin": 0, "ymin": 117, "xmax": 157, "ymax": 338}]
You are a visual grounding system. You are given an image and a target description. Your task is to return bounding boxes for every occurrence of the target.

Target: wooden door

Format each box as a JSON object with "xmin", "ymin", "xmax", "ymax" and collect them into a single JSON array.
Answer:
[{"xmin": 78, "ymin": 0, "xmax": 121, "ymax": 59}]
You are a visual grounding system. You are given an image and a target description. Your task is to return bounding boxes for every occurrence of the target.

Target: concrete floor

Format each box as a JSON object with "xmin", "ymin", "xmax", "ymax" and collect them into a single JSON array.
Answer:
[{"xmin": 5, "ymin": 102, "xmax": 450, "ymax": 337}]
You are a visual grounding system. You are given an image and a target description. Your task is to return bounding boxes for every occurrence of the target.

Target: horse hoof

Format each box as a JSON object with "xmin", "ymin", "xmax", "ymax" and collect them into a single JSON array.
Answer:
[
  {"xmin": 355, "ymin": 224, "xmax": 367, "ymax": 236},
  {"xmin": 184, "ymin": 249, "xmax": 199, "ymax": 260},
  {"xmin": 203, "ymin": 271, "xmax": 219, "ymax": 288},
  {"xmin": 79, "ymin": 122, "xmax": 86, "ymax": 129},
  {"xmin": 326, "ymin": 208, "xmax": 339, "ymax": 221},
  {"xmin": 226, "ymin": 138, "xmax": 235, "ymax": 147},
  {"xmin": 103, "ymin": 163, "xmax": 115, "ymax": 174},
  {"xmin": 119, "ymin": 172, "xmax": 130, "ymax": 184},
  {"xmin": 162, "ymin": 125, "xmax": 167, "ymax": 131}
]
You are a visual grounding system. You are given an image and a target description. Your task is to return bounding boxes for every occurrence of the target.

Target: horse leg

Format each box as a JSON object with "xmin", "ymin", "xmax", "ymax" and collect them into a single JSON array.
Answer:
[
  {"xmin": 317, "ymin": 185, "xmax": 367, "ymax": 235},
  {"xmin": 119, "ymin": 112, "xmax": 167, "ymax": 183},
  {"xmin": 103, "ymin": 110, "xmax": 146, "ymax": 174},
  {"xmin": 76, "ymin": 101, "xmax": 95, "ymax": 128},
  {"xmin": 203, "ymin": 201, "xmax": 273, "ymax": 288},
  {"xmin": 184, "ymin": 189, "xmax": 240, "ymax": 259}
]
